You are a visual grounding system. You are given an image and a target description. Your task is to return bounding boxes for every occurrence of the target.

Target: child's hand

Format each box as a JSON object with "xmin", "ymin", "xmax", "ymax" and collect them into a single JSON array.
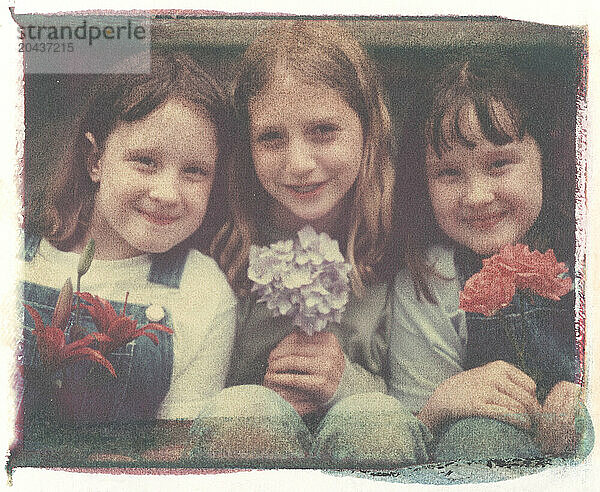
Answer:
[
  {"xmin": 263, "ymin": 330, "xmax": 345, "ymax": 415},
  {"xmin": 537, "ymin": 380, "xmax": 582, "ymax": 456},
  {"xmin": 418, "ymin": 360, "xmax": 542, "ymax": 431},
  {"xmin": 263, "ymin": 382, "xmax": 321, "ymax": 416}
]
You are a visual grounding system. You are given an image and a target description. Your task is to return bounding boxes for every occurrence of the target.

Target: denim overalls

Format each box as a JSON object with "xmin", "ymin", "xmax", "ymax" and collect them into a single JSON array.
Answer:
[
  {"xmin": 19, "ymin": 234, "xmax": 189, "ymax": 426},
  {"xmin": 456, "ymin": 248, "xmax": 579, "ymax": 401}
]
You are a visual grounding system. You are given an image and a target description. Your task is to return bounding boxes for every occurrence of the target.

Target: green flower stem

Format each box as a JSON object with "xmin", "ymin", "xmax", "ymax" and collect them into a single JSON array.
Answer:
[
  {"xmin": 74, "ymin": 238, "xmax": 95, "ymax": 336},
  {"xmin": 74, "ymin": 275, "xmax": 81, "ymax": 334},
  {"xmin": 516, "ymin": 291, "xmax": 527, "ymax": 368},
  {"xmin": 500, "ymin": 294, "xmax": 527, "ymax": 374},
  {"xmin": 501, "ymin": 312, "xmax": 523, "ymax": 371}
]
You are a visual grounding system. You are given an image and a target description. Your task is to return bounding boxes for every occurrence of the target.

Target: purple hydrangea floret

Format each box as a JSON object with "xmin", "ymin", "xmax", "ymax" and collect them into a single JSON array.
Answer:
[{"xmin": 248, "ymin": 225, "xmax": 352, "ymax": 335}]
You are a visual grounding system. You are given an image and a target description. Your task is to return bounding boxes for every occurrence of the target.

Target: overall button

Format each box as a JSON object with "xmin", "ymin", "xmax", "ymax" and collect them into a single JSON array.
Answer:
[{"xmin": 145, "ymin": 304, "xmax": 165, "ymax": 322}]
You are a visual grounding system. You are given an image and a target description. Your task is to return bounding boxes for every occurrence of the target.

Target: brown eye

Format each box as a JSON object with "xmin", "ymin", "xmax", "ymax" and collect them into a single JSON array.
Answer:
[
  {"xmin": 437, "ymin": 168, "xmax": 460, "ymax": 178},
  {"xmin": 259, "ymin": 131, "xmax": 281, "ymax": 142},
  {"xmin": 491, "ymin": 159, "xmax": 512, "ymax": 169},
  {"xmin": 256, "ymin": 130, "xmax": 285, "ymax": 149},
  {"xmin": 311, "ymin": 123, "xmax": 339, "ymax": 143}
]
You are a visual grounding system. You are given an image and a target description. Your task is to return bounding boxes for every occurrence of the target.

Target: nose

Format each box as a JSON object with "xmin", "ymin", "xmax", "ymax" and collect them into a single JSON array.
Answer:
[
  {"xmin": 148, "ymin": 169, "xmax": 181, "ymax": 204},
  {"xmin": 285, "ymin": 136, "xmax": 317, "ymax": 177},
  {"xmin": 462, "ymin": 174, "xmax": 495, "ymax": 207}
]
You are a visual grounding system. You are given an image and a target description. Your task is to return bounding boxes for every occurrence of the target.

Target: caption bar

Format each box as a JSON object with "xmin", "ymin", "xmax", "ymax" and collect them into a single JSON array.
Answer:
[{"xmin": 14, "ymin": 15, "xmax": 151, "ymax": 74}]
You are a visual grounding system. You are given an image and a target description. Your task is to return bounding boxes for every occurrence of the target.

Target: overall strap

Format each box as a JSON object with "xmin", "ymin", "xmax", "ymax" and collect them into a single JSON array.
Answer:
[
  {"xmin": 22, "ymin": 232, "xmax": 42, "ymax": 262},
  {"xmin": 24, "ymin": 230, "xmax": 189, "ymax": 289},
  {"xmin": 147, "ymin": 246, "xmax": 190, "ymax": 289}
]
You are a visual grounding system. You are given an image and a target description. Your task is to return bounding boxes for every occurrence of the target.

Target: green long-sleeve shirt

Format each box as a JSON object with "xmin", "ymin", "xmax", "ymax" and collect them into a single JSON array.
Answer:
[{"xmin": 226, "ymin": 281, "xmax": 390, "ymax": 406}]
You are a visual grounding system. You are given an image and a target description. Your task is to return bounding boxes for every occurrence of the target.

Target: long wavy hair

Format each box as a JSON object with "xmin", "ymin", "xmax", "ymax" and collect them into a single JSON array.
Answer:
[
  {"xmin": 212, "ymin": 20, "xmax": 396, "ymax": 296},
  {"xmin": 27, "ymin": 51, "xmax": 235, "ymax": 254},
  {"xmin": 397, "ymin": 53, "xmax": 577, "ymax": 302}
]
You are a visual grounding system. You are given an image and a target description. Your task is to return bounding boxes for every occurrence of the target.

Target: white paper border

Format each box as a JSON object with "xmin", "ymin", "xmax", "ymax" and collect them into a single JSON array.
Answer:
[{"xmin": 2, "ymin": 1, "xmax": 598, "ymax": 491}]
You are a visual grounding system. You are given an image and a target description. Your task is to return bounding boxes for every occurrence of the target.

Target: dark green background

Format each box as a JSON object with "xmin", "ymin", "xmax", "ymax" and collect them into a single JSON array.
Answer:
[{"xmin": 23, "ymin": 17, "xmax": 586, "ymax": 204}]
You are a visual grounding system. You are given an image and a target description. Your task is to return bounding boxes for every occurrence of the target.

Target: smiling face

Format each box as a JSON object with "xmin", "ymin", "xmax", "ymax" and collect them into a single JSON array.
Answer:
[
  {"xmin": 87, "ymin": 98, "xmax": 218, "ymax": 259},
  {"xmin": 426, "ymin": 102, "xmax": 543, "ymax": 256},
  {"xmin": 248, "ymin": 70, "xmax": 364, "ymax": 232}
]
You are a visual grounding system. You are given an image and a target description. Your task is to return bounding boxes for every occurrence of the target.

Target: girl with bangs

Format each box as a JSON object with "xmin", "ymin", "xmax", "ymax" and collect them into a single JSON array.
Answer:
[
  {"xmin": 389, "ymin": 54, "xmax": 592, "ymax": 461},
  {"xmin": 189, "ymin": 21, "xmax": 431, "ymax": 467}
]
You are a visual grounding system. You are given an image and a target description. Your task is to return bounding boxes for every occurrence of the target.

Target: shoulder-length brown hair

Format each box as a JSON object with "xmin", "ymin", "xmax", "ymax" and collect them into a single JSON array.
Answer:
[
  {"xmin": 27, "ymin": 51, "xmax": 235, "ymax": 254},
  {"xmin": 397, "ymin": 53, "xmax": 577, "ymax": 303},
  {"xmin": 212, "ymin": 20, "xmax": 396, "ymax": 296}
]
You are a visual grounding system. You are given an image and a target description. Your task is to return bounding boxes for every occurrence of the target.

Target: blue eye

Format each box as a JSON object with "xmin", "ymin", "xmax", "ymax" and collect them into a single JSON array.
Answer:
[
  {"xmin": 131, "ymin": 155, "xmax": 156, "ymax": 168},
  {"xmin": 184, "ymin": 166, "xmax": 206, "ymax": 175}
]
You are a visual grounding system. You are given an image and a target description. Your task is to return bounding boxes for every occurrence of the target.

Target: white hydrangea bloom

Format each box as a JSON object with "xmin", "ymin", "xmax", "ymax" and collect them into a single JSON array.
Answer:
[{"xmin": 248, "ymin": 225, "xmax": 352, "ymax": 335}]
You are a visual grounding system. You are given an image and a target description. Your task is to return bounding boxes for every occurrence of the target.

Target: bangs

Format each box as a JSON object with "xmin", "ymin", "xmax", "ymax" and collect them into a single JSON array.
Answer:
[{"xmin": 428, "ymin": 95, "xmax": 526, "ymax": 157}]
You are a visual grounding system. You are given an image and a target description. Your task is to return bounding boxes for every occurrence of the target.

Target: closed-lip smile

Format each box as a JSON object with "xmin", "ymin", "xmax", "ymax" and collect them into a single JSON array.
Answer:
[
  {"xmin": 465, "ymin": 211, "xmax": 507, "ymax": 230},
  {"xmin": 137, "ymin": 209, "xmax": 179, "ymax": 225},
  {"xmin": 285, "ymin": 182, "xmax": 326, "ymax": 196}
]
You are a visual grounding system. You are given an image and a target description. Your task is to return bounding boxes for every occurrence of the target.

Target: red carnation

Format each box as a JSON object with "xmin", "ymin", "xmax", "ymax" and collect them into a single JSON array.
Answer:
[
  {"xmin": 459, "ymin": 265, "xmax": 516, "ymax": 316},
  {"xmin": 460, "ymin": 244, "xmax": 572, "ymax": 317},
  {"xmin": 484, "ymin": 244, "xmax": 572, "ymax": 301},
  {"xmin": 459, "ymin": 244, "xmax": 573, "ymax": 381}
]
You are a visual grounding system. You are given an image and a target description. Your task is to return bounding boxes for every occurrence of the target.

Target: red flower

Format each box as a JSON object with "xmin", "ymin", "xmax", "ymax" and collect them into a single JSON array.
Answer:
[
  {"xmin": 24, "ymin": 304, "xmax": 116, "ymax": 377},
  {"xmin": 74, "ymin": 292, "xmax": 117, "ymax": 335},
  {"xmin": 484, "ymin": 244, "xmax": 572, "ymax": 301},
  {"xmin": 460, "ymin": 244, "xmax": 573, "ymax": 316},
  {"xmin": 459, "ymin": 265, "xmax": 516, "ymax": 316},
  {"xmin": 76, "ymin": 292, "xmax": 173, "ymax": 354}
]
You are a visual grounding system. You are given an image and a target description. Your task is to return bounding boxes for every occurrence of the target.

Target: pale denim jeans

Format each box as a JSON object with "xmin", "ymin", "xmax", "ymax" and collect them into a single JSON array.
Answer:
[
  {"xmin": 187, "ymin": 385, "xmax": 432, "ymax": 468},
  {"xmin": 433, "ymin": 410, "xmax": 594, "ymax": 462}
]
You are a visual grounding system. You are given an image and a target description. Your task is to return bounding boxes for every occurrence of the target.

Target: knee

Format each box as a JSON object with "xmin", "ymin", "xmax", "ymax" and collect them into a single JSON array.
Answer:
[
  {"xmin": 433, "ymin": 417, "xmax": 541, "ymax": 461},
  {"xmin": 574, "ymin": 406, "xmax": 595, "ymax": 460},
  {"xmin": 313, "ymin": 393, "xmax": 431, "ymax": 466},
  {"xmin": 187, "ymin": 385, "xmax": 311, "ymax": 463},
  {"xmin": 327, "ymin": 392, "xmax": 401, "ymax": 416},
  {"xmin": 196, "ymin": 385, "xmax": 293, "ymax": 418},
  {"xmin": 325, "ymin": 393, "xmax": 424, "ymax": 433}
]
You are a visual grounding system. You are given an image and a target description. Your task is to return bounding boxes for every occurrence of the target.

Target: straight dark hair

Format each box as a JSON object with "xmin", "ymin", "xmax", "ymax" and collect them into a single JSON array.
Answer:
[{"xmin": 397, "ymin": 53, "xmax": 577, "ymax": 302}]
